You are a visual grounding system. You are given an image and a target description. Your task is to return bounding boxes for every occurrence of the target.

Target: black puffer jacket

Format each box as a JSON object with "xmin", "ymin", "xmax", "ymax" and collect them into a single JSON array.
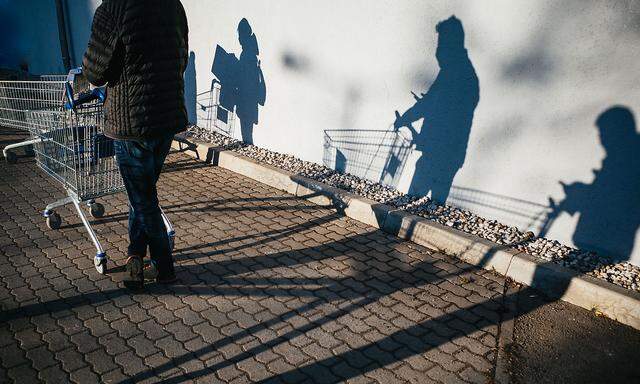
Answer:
[{"xmin": 83, "ymin": 0, "xmax": 188, "ymax": 140}]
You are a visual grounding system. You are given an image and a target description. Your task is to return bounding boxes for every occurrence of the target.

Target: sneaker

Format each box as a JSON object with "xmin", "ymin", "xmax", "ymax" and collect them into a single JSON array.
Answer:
[
  {"xmin": 143, "ymin": 260, "xmax": 159, "ymax": 281},
  {"xmin": 124, "ymin": 256, "xmax": 144, "ymax": 290}
]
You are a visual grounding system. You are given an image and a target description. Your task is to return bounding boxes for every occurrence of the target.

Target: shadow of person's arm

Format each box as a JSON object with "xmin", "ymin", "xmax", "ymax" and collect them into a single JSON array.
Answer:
[
  {"xmin": 394, "ymin": 110, "xmax": 419, "ymax": 138},
  {"xmin": 539, "ymin": 178, "xmax": 592, "ymax": 237},
  {"xmin": 559, "ymin": 180, "xmax": 590, "ymax": 215},
  {"xmin": 257, "ymin": 60, "xmax": 266, "ymax": 106},
  {"xmin": 393, "ymin": 90, "xmax": 431, "ymax": 137}
]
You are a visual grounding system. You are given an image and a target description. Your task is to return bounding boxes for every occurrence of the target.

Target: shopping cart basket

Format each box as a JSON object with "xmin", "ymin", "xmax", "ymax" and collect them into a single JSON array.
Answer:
[
  {"xmin": 26, "ymin": 68, "xmax": 175, "ymax": 274},
  {"xmin": 323, "ymin": 129, "xmax": 413, "ymax": 188},
  {"xmin": 0, "ymin": 74, "xmax": 67, "ymax": 163}
]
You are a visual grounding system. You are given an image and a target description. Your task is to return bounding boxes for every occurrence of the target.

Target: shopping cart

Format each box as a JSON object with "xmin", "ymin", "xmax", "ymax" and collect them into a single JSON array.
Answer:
[
  {"xmin": 24, "ymin": 68, "xmax": 175, "ymax": 274},
  {"xmin": 323, "ymin": 129, "xmax": 413, "ymax": 188},
  {"xmin": 0, "ymin": 74, "xmax": 67, "ymax": 163},
  {"xmin": 195, "ymin": 79, "xmax": 236, "ymax": 137}
]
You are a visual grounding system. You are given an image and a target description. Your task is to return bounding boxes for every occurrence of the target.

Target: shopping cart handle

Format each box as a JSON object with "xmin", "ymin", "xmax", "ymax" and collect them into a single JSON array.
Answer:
[{"xmin": 64, "ymin": 85, "xmax": 106, "ymax": 110}]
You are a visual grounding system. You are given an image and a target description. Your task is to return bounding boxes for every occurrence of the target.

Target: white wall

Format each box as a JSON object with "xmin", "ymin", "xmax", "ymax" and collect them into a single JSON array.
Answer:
[
  {"xmin": 183, "ymin": 0, "xmax": 640, "ymax": 265},
  {"xmin": 3, "ymin": 0, "xmax": 640, "ymax": 265}
]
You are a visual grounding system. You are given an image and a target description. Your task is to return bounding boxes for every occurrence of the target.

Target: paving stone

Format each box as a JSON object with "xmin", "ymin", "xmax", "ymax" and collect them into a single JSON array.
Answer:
[
  {"xmin": 99, "ymin": 332, "xmax": 131, "ymax": 356},
  {"xmin": 72, "ymin": 304, "xmax": 99, "ymax": 321},
  {"xmin": 7, "ymin": 363, "xmax": 39, "ymax": 383},
  {"xmin": 155, "ymin": 336, "xmax": 189, "ymax": 359},
  {"xmin": 164, "ymin": 320, "xmax": 199, "ymax": 342},
  {"xmin": 25, "ymin": 345, "xmax": 57, "ymax": 371},
  {"xmin": 111, "ymin": 317, "xmax": 142, "ymax": 339},
  {"xmin": 148, "ymin": 306, "xmax": 178, "ymax": 326},
  {"xmin": 55, "ymin": 348, "xmax": 87, "ymax": 372},
  {"xmin": 57, "ymin": 315, "xmax": 85, "ymax": 336},
  {"xmin": 138, "ymin": 318, "xmax": 170, "ymax": 341},
  {"xmin": 101, "ymin": 368, "xmax": 130, "ymax": 384},
  {"xmin": 84, "ymin": 316, "xmax": 114, "ymax": 338},
  {"xmin": 454, "ymin": 349, "xmax": 493, "ymax": 372},
  {"xmin": 95, "ymin": 303, "xmax": 126, "ymax": 322},
  {"xmin": 0, "ymin": 142, "xmax": 505, "ymax": 383},
  {"xmin": 70, "ymin": 331, "xmax": 101, "ymax": 354},
  {"xmin": 114, "ymin": 350, "xmax": 149, "ymax": 376},
  {"xmin": 122, "ymin": 303, "xmax": 152, "ymax": 323},
  {"xmin": 42, "ymin": 330, "xmax": 73, "ymax": 352},
  {"xmin": 217, "ymin": 364, "xmax": 246, "ymax": 382},
  {"xmin": 30, "ymin": 314, "xmax": 59, "ymax": 334},
  {"xmin": 14, "ymin": 327, "xmax": 44, "ymax": 350},
  {"xmin": 426, "ymin": 366, "xmax": 467, "ymax": 384},
  {"xmin": 424, "ymin": 349, "xmax": 466, "ymax": 373},
  {"xmin": 38, "ymin": 364, "xmax": 70, "ymax": 383},
  {"xmin": 70, "ymin": 366, "xmax": 100, "ymax": 384},
  {"xmin": 85, "ymin": 349, "xmax": 119, "ymax": 374}
]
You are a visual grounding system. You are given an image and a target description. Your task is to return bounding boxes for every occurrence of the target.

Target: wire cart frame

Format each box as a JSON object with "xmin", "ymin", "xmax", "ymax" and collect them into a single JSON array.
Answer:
[
  {"xmin": 0, "ymin": 74, "xmax": 67, "ymax": 163},
  {"xmin": 1, "ymin": 69, "xmax": 175, "ymax": 274}
]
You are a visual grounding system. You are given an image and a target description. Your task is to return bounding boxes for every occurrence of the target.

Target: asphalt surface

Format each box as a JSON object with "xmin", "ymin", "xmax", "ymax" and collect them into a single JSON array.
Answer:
[{"xmin": 508, "ymin": 287, "xmax": 640, "ymax": 384}]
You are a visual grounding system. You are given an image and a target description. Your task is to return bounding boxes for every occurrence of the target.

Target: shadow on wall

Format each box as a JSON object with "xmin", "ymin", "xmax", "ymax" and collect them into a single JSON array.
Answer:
[
  {"xmin": 184, "ymin": 51, "xmax": 197, "ymax": 125},
  {"xmin": 394, "ymin": 15, "xmax": 479, "ymax": 204},
  {"xmin": 320, "ymin": 16, "xmax": 478, "ymax": 193},
  {"xmin": 447, "ymin": 186, "xmax": 552, "ymax": 232},
  {"xmin": 322, "ymin": 129, "xmax": 413, "ymax": 188},
  {"xmin": 543, "ymin": 106, "xmax": 640, "ymax": 262},
  {"xmin": 211, "ymin": 18, "xmax": 266, "ymax": 144}
]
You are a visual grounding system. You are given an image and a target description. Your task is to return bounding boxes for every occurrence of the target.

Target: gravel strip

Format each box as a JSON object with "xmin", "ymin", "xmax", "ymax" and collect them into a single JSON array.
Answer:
[{"xmin": 185, "ymin": 126, "xmax": 640, "ymax": 292}]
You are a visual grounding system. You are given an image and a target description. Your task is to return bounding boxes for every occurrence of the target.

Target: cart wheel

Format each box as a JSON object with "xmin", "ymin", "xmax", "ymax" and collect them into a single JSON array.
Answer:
[
  {"xmin": 46, "ymin": 213, "xmax": 61, "ymax": 230},
  {"xmin": 5, "ymin": 152, "xmax": 17, "ymax": 164},
  {"xmin": 94, "ymin": 255, "xmax": 107, "ymax": 274},
  {"xmin": 24, "ymin": 146, "xmax": 35, "ymax": 157},
  {"xmin": 90, "ymin": 202, "xmax": 105, "ymax": 218}
]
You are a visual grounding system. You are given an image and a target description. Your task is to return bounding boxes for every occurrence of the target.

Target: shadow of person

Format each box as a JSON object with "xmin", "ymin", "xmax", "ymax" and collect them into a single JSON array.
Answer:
[
  {"xmin": 235, "ymin": 18, "xmax": 266, "ymax": 144},
  {"xmin": 211, "ymin": 18, "xmax": 266, "ymax": 144},
  {"xmin": 553, "ymin": 106, "xmax": 640, "ymax": 262},
  {"xmin": 184, "ymin": 51, "xmax": 197, "ymax": 125},
  {"xmin": 394, "ymin": 15, "xmax": 479, "ymax": 204}
]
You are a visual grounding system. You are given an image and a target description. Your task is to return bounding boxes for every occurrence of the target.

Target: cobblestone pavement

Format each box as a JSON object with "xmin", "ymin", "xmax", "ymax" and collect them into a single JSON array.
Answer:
[{"xmin": 1, "ymin": 128, "xmax": 507, "ymax": 383}]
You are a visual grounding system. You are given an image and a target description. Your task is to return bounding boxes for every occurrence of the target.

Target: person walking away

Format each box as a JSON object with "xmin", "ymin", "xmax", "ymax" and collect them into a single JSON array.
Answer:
[{"xmin": 83, "ymin": 0, "xmax": 189, "ymax": 290}]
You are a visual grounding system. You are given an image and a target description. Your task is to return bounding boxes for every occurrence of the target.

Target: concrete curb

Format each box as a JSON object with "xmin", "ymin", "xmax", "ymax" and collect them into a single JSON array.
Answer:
[{"xmin": 172, "ymin": 135, "xmax": 640, "ymax": 331}]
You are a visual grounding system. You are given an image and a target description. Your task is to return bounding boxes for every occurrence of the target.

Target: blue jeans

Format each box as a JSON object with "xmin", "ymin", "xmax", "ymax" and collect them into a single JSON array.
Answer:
[{"xmin": 114, "ymin": 134, "xmax": 174, "ymax": 278}]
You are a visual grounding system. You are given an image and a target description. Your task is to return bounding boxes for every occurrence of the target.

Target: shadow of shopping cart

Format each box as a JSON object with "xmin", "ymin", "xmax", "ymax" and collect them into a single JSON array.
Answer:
[
  {"xmin": 323, "ymin": 129, "xmax": 412, "ymax": 188},
  {"xmin": 195, "ymin": 80, "xmax": 236, "ymax": 138}
]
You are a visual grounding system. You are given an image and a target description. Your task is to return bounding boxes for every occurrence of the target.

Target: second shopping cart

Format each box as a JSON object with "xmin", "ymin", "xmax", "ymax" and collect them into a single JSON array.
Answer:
[{"xmin": 0, "ymin": 68, "xmax": 176, "ymax": 274}]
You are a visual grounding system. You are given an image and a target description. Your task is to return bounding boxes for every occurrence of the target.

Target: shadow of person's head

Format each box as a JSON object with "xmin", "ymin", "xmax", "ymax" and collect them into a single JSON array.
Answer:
[
  {"xmin": 435, "ymin": 16, "xmax": 466, "ymax": 67},
  {"xmin": 238, "ymin": 18, "xmax": 259, "ymax": 56},
  {"xmin": 596, "ymin": 106, "xmax": 637, "ymax": 152}
]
